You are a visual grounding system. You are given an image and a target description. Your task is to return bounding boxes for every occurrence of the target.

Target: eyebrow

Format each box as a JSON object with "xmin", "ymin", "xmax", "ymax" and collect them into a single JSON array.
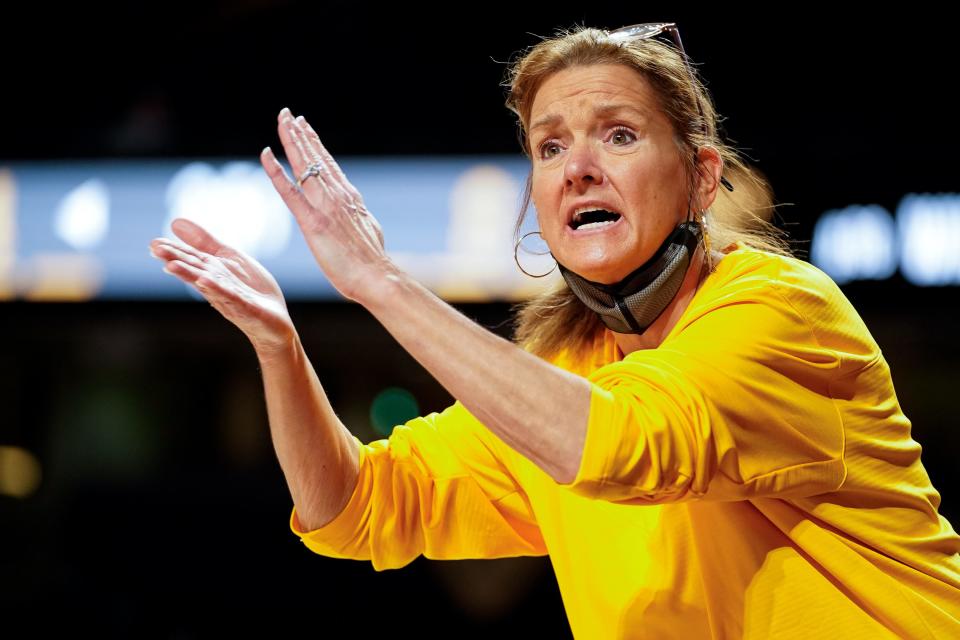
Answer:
[{"xmin": 529, "ymin": 103, "xmax": 649, "ymax": 134}]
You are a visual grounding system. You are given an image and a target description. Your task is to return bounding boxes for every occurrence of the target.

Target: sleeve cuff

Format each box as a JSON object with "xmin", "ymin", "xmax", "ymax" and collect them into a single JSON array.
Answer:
[
  {"xmin": 560, "ymin": 382, "xmax": 620, "ymax": 496},
  {"xmin": 289, "ymin": 435, "xmax": 370, "ymax": 558}
]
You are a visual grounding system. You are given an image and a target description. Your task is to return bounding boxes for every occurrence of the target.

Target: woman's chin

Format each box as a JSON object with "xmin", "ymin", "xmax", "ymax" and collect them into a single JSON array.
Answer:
[
  {"xmin": 559, "ymin": 258, "xmax": 632, "ymax": 285},
  {"xmin": 554, "ymin": 226, "xmax": 646, "ymax": 283}
]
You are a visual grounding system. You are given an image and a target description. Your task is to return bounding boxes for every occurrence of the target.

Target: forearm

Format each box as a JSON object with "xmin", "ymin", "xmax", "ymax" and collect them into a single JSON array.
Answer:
[
  {"xmin": 363, "ymin": 270, "xmax": 591, "ymax": 483},
  {"xmin": 256, "ymin": 335, "xmax": 360, "ymax": 531}
]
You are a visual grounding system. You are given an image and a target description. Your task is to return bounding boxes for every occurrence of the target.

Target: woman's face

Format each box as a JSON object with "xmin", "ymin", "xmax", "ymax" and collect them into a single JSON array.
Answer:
[{"xmin": 528, "ymin": 63, "xmax": 692, "ymax": 284}]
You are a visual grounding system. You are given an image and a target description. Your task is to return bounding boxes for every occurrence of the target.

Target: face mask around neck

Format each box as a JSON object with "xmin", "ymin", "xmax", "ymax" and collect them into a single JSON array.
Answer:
[{"xmin": 557, "ymin": 221, "xmax": 703, "ymax": 334}]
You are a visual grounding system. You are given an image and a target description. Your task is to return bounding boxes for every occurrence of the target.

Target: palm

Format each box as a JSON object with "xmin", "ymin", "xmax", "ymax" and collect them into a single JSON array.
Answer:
[{"xmin": 150, "ymin": 218, "xmax": 295, "ymax": 351}]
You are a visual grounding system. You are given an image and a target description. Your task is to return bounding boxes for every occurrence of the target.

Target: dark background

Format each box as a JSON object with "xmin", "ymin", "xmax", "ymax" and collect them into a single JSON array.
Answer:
[{"xmin": 2, "ymin": 4, "xmax": 957, "ymax": 637}]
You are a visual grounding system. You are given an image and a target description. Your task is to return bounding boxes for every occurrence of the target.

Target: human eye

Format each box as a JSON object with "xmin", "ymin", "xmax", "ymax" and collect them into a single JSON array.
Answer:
[
  {"xmin": 538, "ymin": 138, "xmax": 563, "ymax": 160},
  {"xmin": 608, "ymin": 126, "xmax": 637, "ymax": 146}
]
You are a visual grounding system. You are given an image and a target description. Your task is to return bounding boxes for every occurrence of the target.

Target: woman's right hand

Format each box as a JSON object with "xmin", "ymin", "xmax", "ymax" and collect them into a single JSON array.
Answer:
[{"xmin": 149, "ymin": 218, "xmax": 297, "ymax": 356}]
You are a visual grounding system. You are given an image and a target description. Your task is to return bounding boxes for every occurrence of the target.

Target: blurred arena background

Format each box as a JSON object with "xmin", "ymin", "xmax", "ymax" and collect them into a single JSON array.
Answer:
[{"xmin": 1, "ymin": 4, "xmax": 957, "ymax": 636}]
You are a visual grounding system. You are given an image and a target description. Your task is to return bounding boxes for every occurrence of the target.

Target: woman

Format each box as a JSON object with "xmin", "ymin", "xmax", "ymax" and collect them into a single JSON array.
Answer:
[{"xmin": 149, "ymin": 24, "xmax": 960, "ymax": 639}]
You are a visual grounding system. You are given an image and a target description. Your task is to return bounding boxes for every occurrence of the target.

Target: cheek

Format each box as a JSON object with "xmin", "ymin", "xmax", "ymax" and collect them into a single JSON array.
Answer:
[
  {"xmin": 618, "ymin": 159, "xmax": 684, "ymax": 215},
  {"xmin": 530, "ymin": 177, "xmax": 558, "ymax": 225}
]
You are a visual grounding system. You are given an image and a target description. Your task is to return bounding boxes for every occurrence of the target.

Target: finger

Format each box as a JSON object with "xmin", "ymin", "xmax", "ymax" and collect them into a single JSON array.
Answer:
[
  {"xmin": 276, "ymin": 109, "xmax": 316, "ymax": 178},
  {"xmin": 299, "ymin": 117, "xmax": 354, "ymax": 196},
  {"xmin": 275, "ymin": 109, "xmax": 304, "ymax": 171},
  {"xmin": 287, "ymin": 116, "xmax": 337, "ymax": 203},
  {"xmin": 276, "ymin": 112, "xmax": 333, "ymax": 206},
  {"xmin": 260, "ymin": 146, "xmax": 330, "ymax": 234},
  {"xmin": 170, "ymin": 218, "xmax": 224, "ymax": 255},
  {"xmin": 151, "ymin": 235, "xmax": 213, "ymax": 262},
  {"xmin": 159, "ymin": 248, "xmax": 231, "ymax": 295},
  {"xmin": 364, "ymin": 216, "xmax": 385, "ymax": 248},
  {"xmin": 161, "ymin": 258, "xmax": 205, "ymax": 284},
  {"xmin": 151, "ymin": 242, "xmax": 207, "ymax": 270},
  {"xmin": 287, "ymin": 115, "xmax": 318, "ymax": 169},
  {"xmin": 162, "ymin": 258, "xmax": 254, "ymax": 327}
]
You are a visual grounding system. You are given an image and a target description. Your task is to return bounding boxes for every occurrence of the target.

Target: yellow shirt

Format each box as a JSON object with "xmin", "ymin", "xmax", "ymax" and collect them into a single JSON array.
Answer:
[{"xmin": 291, "ymin": 244, "xmax": 960, "ymax": 639}]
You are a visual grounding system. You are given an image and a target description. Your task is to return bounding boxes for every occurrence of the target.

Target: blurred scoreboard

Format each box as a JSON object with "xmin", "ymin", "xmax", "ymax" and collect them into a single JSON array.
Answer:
[
  {"xmin": 0, "ymin": 158, "xmax": 957, "ymax": 301},
  {"xmin": 0, "ymin": 157, "xmax": 558, "ymax": 301}
]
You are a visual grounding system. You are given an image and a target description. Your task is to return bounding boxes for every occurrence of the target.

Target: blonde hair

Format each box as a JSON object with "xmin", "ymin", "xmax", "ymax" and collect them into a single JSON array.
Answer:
[{"xmin": 503, "ymin": 26, "xmax": 793, "ymax": 363}]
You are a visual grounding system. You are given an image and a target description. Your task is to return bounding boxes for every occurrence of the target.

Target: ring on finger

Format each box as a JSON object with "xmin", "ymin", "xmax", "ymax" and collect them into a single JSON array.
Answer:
[{"xmin": 297, "ymin": 161, "xmax": 325, "ymax": 188}]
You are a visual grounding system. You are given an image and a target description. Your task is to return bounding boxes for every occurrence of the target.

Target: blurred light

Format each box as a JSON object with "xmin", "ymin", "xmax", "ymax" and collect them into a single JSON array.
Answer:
[
  {"xmin": 370, "ymin": 387, "xmax": 420, "ymax": 438},
  {"xmin": 447, "ymin": 164, "xmax": 519, "ymax": 255},
  {"xmin": 164, "ymin": 161, "xmax": 292, "ymax": 259},
  {"xmin": 810, "ymin": 205, "xmax": 896, "ymax": 285},
  {"xmin": 21, "ymin": 253, "xmax": 104, "ymax": 301},
  {"xmin": 219, "ymin": 373, "xmax": 270, "ymax": 468},
  {"xmin": 7, "ymin": 156, "xmax": 553, "ymax": 300},
  {"xmin": 898, "ymin": 193, "xmax": 960, "ymax": 286},
  {"xmin": 0, "ymin": 446, "xmax": 42, "ymax": 498},
  {"xmin": 0, "ymin": 169, "xmax": 15, "ymax": 300},
  {"xmin": 388, "ymin": 161, "xmax": 560, "ymax": 301},
  {"xmin": 54, "ymin": 178, "xmax": 110, "ymax": 251},
  {"xmin": 47, "ymin": 378, "xmax": 161, "ymax": 481}
]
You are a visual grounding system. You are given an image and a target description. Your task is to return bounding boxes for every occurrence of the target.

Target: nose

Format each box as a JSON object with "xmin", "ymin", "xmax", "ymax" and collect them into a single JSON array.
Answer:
[{"xmin": 563, "ymin": 141, "xmax": 604, "ymax": 192}]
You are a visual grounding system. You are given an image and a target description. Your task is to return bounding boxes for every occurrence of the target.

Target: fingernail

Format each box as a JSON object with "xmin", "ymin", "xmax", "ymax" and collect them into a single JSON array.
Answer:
[
  {"xmin": 295, "ymin": 115, "xmax": 305, "ymax": 124},
  {"xmin": 280, "ymin": 107, "xmax": 291, "ymax": 117},
  {"xmin": 262, "ymin": 146, "xmax": 272, "ymax": 157}
]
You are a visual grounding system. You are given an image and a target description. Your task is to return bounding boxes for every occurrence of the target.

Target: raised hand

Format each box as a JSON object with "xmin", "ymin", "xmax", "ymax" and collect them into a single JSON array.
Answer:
[
  {"xmin": 260, "ymin": 108, "xmax": 390, "ymax": 305},
  {"xmin": 149, "ymin": 218, "xmax": 296, "ymax": 355}
]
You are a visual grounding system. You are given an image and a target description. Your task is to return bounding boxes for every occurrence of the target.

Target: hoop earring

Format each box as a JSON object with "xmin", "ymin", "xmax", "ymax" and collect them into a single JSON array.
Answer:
[{"xmin": 514, "ymin": 231, "xmax": 557, "ymax": 278}]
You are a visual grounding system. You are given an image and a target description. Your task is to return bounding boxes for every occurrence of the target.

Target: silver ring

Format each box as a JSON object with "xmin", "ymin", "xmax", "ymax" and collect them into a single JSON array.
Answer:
[{"xmin": 297, "ymin": 161, "xmax": 324, "ymax": 188}]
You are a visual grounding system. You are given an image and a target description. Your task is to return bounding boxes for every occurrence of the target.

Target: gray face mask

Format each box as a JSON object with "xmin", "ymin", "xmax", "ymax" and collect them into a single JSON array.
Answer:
[{"xmin": 557, "ymin": 221, "xmax": 703, "ymax": 334}]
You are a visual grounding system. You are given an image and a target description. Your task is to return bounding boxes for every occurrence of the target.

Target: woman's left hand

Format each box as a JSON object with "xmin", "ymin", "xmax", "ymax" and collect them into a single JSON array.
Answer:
[{"xmin": 260, "ymin": 108, "xmax": 391, "ymax": 303}]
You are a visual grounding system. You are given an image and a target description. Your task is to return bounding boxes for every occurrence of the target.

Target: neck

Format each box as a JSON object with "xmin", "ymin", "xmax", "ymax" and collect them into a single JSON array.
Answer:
[{"xmin": 613, "ymin": 244, "xmax": 713, "ymax": 355}]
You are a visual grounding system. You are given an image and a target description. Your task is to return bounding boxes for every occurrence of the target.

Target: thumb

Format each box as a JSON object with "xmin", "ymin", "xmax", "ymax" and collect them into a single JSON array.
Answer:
[{"xmin": 171, "ymin": 218, "xmax": 224, "ymax": 254}]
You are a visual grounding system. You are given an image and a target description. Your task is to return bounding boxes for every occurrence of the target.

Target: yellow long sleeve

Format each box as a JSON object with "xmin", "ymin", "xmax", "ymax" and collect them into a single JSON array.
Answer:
[
  {"xmin": 292, "ymin": 402, "xmax": 546, "ymax": 571},
  {"xmin": 290, "ymin": 244, "xmax": 960, "ymax": 638}
]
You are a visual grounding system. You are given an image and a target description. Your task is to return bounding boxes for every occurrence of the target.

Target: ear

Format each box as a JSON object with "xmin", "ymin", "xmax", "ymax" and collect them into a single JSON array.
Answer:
[{"xmin": 693, "ymin": 145, "xmax": 723, "ymax": 212}]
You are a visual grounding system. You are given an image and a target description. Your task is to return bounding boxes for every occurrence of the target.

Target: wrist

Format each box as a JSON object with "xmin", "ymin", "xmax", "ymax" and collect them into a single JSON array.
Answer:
[
  {"xmin": 352, "ymin": 263, "xmax": 411, "ymax": 312},
  {"xmin": 251, "ymin": 328, "xmax": 301, "ymax": 364}
]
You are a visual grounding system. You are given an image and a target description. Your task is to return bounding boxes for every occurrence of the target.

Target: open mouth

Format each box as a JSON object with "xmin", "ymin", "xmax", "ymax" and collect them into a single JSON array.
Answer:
[{"xmin": 570, "ymin": 209, "xmax": 622, "ymax": 231}]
